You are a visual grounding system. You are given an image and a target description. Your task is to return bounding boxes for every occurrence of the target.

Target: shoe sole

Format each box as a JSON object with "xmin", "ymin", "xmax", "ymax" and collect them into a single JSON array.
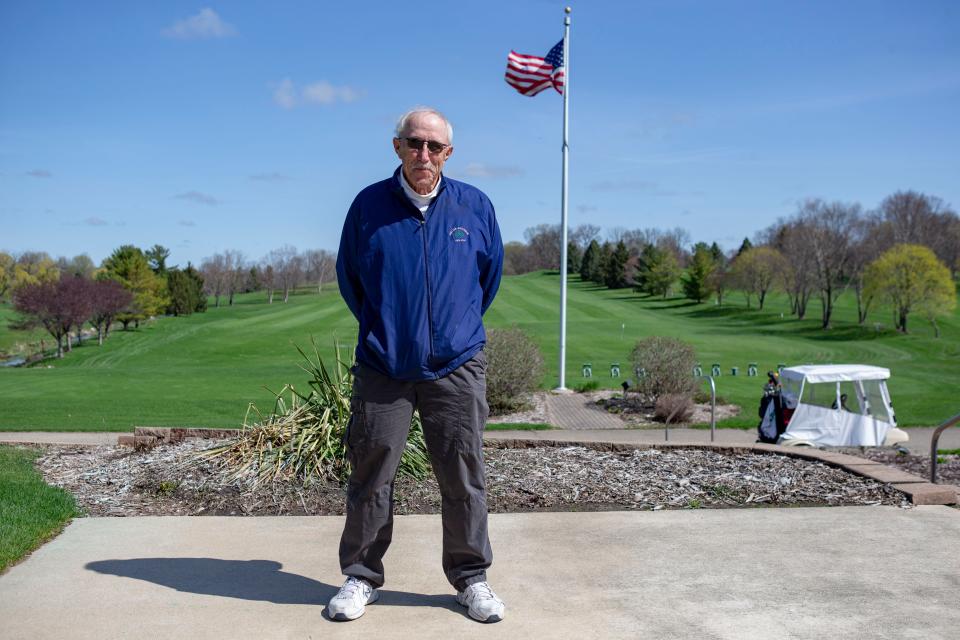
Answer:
[
  {"xmin": 328, "ymin": 589, "xmax": 379, "ymax": 621},
  {"xmin": 470, "ymin": 612, "xmax": 503, "ymax": 623},
  {"xmin": 457, "ymin": 598, "xmax": 504, "ymax": 623}
]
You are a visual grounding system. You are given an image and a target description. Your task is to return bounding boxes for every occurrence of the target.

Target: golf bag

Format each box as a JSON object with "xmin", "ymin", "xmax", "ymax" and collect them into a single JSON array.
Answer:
[{"xmin": 756, "ymin": 372, "xmax": 787, "ymax": 444}]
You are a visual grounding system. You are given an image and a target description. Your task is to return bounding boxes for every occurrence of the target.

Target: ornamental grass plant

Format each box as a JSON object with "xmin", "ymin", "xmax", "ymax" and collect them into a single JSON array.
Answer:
[{"xmin": 197, "ymin": 339, "xmax": 430, "ymax": 486}]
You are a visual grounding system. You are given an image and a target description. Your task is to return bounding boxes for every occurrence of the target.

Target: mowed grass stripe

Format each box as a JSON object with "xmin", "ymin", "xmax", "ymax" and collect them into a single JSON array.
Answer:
[{"xmin": 0, "ymin": 274, "xmax": 957, "ymax": 430}]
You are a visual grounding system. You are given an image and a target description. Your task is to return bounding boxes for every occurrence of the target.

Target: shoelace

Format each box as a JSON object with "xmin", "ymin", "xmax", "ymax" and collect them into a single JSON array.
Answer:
[
  {"xmin": 339, "ymin": 577, "xmax": 369, "ymax": 599},
  {"xmin": 471, "ymin": 582, "xmax": 500, "ymax": 603}
]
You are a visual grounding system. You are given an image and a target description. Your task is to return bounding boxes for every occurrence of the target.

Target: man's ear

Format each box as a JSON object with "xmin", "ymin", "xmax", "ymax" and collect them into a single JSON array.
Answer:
[
  {"xmin": 445, "ymin": 145, "xmax": 454, "ymax": 160},
  {"xmin": 393, "ymin": 137, "xmax": 402, "ymax": 157}
]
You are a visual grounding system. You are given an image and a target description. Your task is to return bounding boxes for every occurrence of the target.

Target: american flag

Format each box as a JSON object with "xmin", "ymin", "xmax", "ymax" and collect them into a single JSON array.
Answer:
[{"xmin": 505, "ymin": 40, "xmax": 565, "ymax": 96}]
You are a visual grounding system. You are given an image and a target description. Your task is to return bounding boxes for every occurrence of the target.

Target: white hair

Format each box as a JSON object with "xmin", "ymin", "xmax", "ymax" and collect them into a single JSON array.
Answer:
[{"xmin": 394, "ymin": 107, "xmax": 454, "ymax": 144}]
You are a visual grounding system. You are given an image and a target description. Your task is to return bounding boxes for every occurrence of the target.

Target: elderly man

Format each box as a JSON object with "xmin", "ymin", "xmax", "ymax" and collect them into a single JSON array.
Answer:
[{"xmin": 328, "ymin": 107, "xmax": 505, "ymax": 623}]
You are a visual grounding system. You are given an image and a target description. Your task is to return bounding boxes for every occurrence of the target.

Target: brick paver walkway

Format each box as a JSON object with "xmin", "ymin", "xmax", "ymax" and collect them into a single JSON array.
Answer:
[{"xmin": 544, "ymin": 392, "xmax": 627, "ymax": 430}]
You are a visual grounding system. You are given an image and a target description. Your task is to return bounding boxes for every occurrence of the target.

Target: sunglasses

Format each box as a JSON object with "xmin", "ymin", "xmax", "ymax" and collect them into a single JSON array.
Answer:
[{"xmin": 403, "ymin": 137, "xmax": 449, "ymax": 154}]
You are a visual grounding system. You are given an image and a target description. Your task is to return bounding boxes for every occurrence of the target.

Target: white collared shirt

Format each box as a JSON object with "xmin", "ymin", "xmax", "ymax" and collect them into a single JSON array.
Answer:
[{"xmin": 400, "ymin": 170, "xmax": 441, "ymax": 216}]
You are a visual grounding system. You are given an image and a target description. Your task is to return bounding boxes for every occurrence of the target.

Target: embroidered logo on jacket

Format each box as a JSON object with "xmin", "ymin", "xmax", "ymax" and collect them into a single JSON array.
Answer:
[{"xmin": 449, "ymin": 226, "xmax": 470, "ymax": 243}]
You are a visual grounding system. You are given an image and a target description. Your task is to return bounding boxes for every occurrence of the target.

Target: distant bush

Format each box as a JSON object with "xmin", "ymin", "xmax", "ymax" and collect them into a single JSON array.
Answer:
[
  {"xmin": 485, "ymin": 326, "xmax": 545, "ymax": 415},
  {"xmin": 574, "ymin": 380, "xmax": 600, "ymax": 393},
  {"xmin": 630, "ymin": 336, "xmax": 697, "ymax": 403},
  {"xmin": 693, "ymin": 389, "xmax": 727, "ymax": 405},
  {"xmin": 654, "ymin": 394, "xmax": 694, "ymax": 424}
]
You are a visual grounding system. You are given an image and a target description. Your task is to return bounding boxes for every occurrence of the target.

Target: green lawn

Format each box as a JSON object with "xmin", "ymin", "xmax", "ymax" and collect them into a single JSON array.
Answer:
[
  {"xmin": 0, "ymin": 445, "xmax": 80, "ymax": 573},
  {"xmin": 0, "ymin": 303, "xmax": 49, "ymax": 359},
  {"xmin": 0, "ymin": 273, "xmax": 958, "ymax": 430}
]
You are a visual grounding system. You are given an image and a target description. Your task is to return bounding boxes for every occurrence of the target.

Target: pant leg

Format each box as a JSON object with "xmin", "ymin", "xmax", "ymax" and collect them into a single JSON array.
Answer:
[
  {"xmin": 338, "ymin": 363, "xmax": 415, "ymax": 588},
  {"xmin": 415, "ymin": 351, "xmax": 493, "ymax": 591}
]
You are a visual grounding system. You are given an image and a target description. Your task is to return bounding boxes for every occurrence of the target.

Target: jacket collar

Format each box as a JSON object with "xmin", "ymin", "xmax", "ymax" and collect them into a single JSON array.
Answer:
[{"xmin": 391, "ymin": 165, "xmax": 447, "ymax": 199}]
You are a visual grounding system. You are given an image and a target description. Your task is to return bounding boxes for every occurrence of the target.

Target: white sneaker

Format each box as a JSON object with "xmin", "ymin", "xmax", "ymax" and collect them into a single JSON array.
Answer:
[
  {"xmin": 456, "ymin": 581, "xmax": 505, "ymax": 623},
  {"xmin": 327, "ymin": 577, "xmax": 379, "ymax": 621}
]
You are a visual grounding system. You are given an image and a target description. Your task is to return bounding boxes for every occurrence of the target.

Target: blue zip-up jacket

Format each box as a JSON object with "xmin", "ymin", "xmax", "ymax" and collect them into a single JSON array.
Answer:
[{"xmin": 336, "ymin": 167, "xmax": 504, "ymax": 380}]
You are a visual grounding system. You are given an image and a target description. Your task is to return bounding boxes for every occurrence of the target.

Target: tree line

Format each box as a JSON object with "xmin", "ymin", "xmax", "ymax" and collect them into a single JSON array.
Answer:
[
  {"xmin": 508, "ymin": 190, "xmax": 959, "ymax": 335},
  {"xmin": 2, "ymin": 245, "xmax": 205, "ymax": 358},
  {"xmin": 199, "ymin": 247, "xmax": 336, "ymax": 307},
  {"xmin": 2, "ymin": 243, "xmax": 339, "ymax": 360}
]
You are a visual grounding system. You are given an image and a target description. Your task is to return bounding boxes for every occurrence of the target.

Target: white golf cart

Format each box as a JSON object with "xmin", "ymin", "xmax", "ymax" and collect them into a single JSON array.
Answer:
[{"xmin": 763, "ymin": 364, "xmax": 909, "ymax": 447}]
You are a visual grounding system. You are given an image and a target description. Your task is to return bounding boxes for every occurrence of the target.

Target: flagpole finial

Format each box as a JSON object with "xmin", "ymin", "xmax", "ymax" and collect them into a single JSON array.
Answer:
[{"xmin": 565, "ymin": 6, "xmax": 571, "ymax": 13}]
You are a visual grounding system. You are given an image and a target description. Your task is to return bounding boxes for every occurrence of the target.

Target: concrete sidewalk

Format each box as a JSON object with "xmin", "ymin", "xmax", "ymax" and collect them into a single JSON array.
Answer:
[
  {"xmin": 1, "ymin": 508, "xmax": 958, "ymax": 639},
  {"xmin": 3, "ymin": 426, "xmax": 959, "ymax": 454}
]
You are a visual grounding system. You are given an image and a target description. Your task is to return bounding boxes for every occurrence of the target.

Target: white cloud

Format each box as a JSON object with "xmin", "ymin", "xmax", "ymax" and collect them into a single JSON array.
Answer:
[
  {"xmin": 302, "ymin": 81, "xmax": 361, "ymax": 105},
  {"xmin": 273, "ymin": 78, "xmax": 298, "ymax": 109},
  {"xmin": 460, "ymin": 163, "xmax": 524, "ymax": 179},
  {"xmin": 179, "ymin": 219, "xmax": 196, "ymax": 227},
  {"xmin": 273, "ymin": 78, "xmax": 363, "ymax": 108},
  {"xmin": 27, "ymin": 169, "xmax": 52, "ymax": 178},
  {"xmin": 83, "ymin": 217, "xmax": 108, "ymax": 226},
  {"xmin": 163, "ymin": 8, "xmax": 236, "ymax": 40},
  {"xmin": 175, "ymin": 191, "xmax": 219, "ymax": 206}
]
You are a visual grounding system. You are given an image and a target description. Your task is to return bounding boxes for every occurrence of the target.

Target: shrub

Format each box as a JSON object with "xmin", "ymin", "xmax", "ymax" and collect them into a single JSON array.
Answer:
[
  {"xmin": 574, "ymin": 380, "xmax": 600, "ymax": 393},
  {"xmin": 630, "ymin": 336, "xmax": 697, "ymax": 403},
  {"xmin": 197, "ymin": 339, "xmax": 430, "ymax": 485},
  {"xmin": 654, "ymin": 394, "xmax": 694, "ymax": 424},
  {"xmin": 485, "ymin": 326, "xmax": 545, "ymax": 415}
]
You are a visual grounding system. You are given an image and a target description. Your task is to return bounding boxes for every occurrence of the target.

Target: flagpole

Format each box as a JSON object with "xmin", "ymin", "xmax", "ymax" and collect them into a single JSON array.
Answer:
[{"xmin": 556, "ymin": 6, "xmax": 571, "ymax": 392}]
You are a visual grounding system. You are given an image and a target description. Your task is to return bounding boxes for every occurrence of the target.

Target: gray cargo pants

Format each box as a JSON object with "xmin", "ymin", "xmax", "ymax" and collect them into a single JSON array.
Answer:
[{"xmin": 338, "ymin": 351, "xmax": 493, "ymax": 591}]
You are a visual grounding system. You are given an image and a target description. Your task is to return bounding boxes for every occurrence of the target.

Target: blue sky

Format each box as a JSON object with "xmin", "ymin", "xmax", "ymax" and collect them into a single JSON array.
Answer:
[{"xmin": 2, "ymin": 1, "xmax": 958, "ymax": 268}]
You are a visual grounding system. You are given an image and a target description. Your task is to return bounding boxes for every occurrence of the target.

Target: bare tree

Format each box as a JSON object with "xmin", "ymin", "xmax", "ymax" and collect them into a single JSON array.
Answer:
[
  {"xmin": 846, "ymin": 214, "xmax": 891, "ymax": 325},
  {"xmin": 223, "ymin": 250, "xmax": 247, "ymax": 306},
  {"xmin": 569, "ymin": 224, "xmax": 601, "ymax": 250},
  {"xmin": 657, "ymin": 227, "xmax": 692, "ymax": 268},
  {"xmin": 56, "ymin": 254, "xmax": 97, "ymax": 279},
  {"xmin": 265, "ymin": 246, "xmax": 300, "ymax": 302},
  {"xmin": 523, "ymin": 224, "xmax": 561, "ymax": 270},
  {"xmin": 200, "ymin": 254, "xmax": 227, "ymax": 307},
  {"xmin": 877, "ymin": 190, "xmax": 960, "ymax": 278},
  {"xmin": 798, "ymin": 200, "xmax": 860, "ymax": 329},
  {"xmin": 305, "ymin": 249, "xmax": 337, "ymax": 293},
  {"xmin": 261, "ymin": 263, "xmax": 278, "ymax": 304},
  {"xmin": 762, "ymin": 219, "xmax": 816, "ymax": 320}
]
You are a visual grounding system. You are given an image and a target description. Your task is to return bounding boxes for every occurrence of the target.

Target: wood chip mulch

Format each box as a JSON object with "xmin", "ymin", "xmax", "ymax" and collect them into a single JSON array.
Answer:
[{"xmin": 23, "ymin": 439, "xmax": 915, "ymax": 517}]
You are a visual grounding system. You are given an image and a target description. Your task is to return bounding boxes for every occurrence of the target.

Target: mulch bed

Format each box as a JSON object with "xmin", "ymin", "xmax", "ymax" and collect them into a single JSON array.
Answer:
[
  {"xmin": 23, "ymin": 439, "xmax": 919, "ymax": 517},
  {"xmin": 829, "ymin": 447, "xmax": 960, "ymax": 485}
]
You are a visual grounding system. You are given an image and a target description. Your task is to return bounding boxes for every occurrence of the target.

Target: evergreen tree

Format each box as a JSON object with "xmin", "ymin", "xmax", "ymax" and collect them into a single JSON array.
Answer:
[
  {"xmin": 145, "ymin": 244, "xmax": 171, "ymax": 275},
  {"xmin": 579, "ymin": 239, "xmax": 602, "ymax": 282},
  {"xmin": 184, "ymin": 263, "xmax": 207, "ymax": 312},
  {"xmin": 736, "ymin": 237, "xmax": 753, "ymax": 257},
  {"xmin": 595, "ymin": 242, "xmax": 614, "ymax": 284},
  {"xmin": 604, "ymin": 241, "xmax": 630, "ymax": 288},
  {"xmin": 102, "ymin": 245, "xmax": 170, "ymax": 329},
  {"xmin": 709, "ymin": 242, "xmax": 724, "ymax": 264},
  {"xmin": 567, "ymin": 241, "xmax": 582, "ymax": 275},
  {"xmin": 633, "ymin": 244, "xmax": 661, "ymax": 294},
  {"xmin": 681, "ymin": 244, "xmax": 715, "ymax": 302},
  {"xmin": 166, "ymin": 263, "xmax": 206, "ymax": 316}
]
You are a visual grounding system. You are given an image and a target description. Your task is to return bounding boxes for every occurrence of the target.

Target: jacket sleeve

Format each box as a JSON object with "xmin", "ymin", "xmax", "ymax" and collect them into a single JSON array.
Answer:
[
  {"xmin": 479, "ymin": 198, "xmax": 504, "ymax": 315},
  {"xmin": 336, "ymin": 199, "xmax": 364, "ymax": 321}
]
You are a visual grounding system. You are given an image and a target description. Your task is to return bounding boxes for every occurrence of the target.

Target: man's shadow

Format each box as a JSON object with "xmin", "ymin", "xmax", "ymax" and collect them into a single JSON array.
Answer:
[{"xmin": 86, "ymin": 558, "xmax": 465, "ymax": 618}]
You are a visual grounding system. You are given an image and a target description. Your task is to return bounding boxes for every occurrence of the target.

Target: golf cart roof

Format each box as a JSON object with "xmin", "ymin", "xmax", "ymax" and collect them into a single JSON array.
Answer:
[{"xmin": 780, "ymin": 364, "xmax": 891, "ymax": 384}]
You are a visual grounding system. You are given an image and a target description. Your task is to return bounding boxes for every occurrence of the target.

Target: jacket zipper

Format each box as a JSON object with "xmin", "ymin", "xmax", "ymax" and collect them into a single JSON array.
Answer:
[{"xmin": 419, "ymin": 214, "xmax": 436, "ymax": 369}]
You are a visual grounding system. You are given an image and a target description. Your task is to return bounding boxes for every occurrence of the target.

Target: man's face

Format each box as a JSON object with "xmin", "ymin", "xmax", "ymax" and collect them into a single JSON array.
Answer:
[{"xmin": 393, "ymin": 113, "xmax": 453, "ymax": 195}]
